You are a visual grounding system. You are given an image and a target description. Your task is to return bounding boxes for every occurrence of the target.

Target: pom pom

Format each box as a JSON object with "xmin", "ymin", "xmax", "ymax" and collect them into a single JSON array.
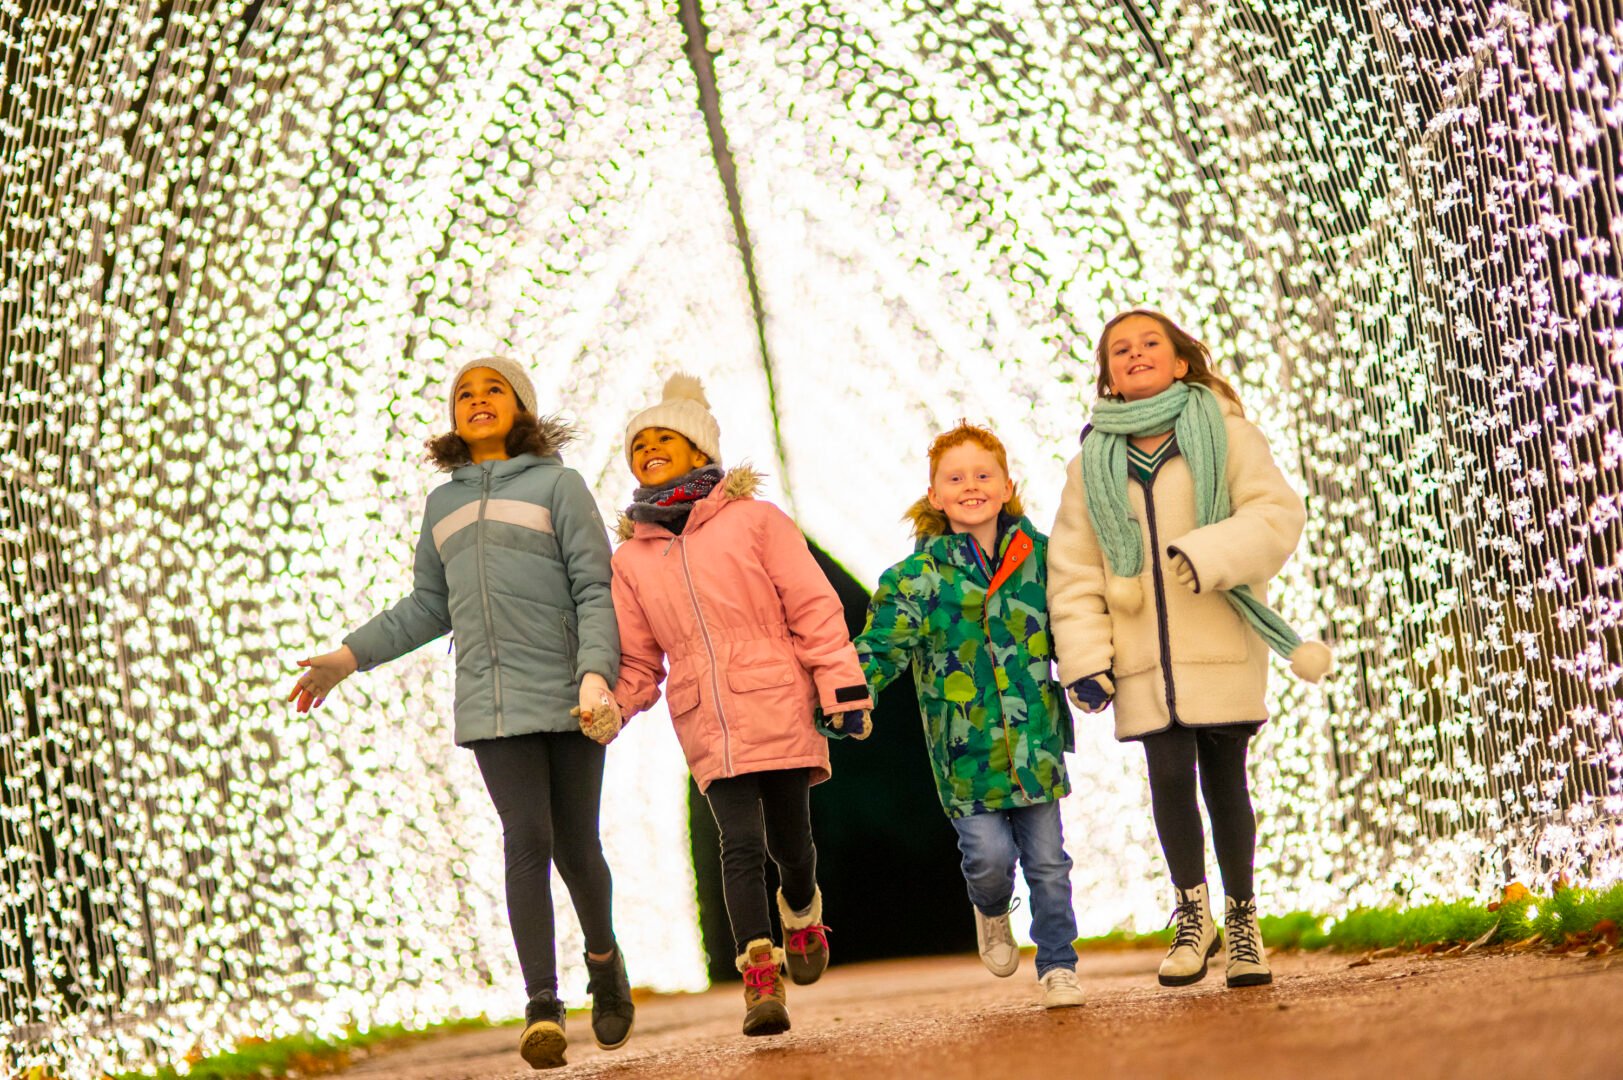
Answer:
[
  {"xmin": 662, "ymin": 372, "xmax": 710, "ymax": 407},
  {"xmin": 1289, "ymin": 639, "xmax": 1334, "ymax": 683},
  {"xmin": 1105, "ymin": 575, "xmax": 1143, "ymax": 614}
]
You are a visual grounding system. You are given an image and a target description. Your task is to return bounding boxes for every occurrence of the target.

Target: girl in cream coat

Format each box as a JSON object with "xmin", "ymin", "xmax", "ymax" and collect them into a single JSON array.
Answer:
[{"xmin": 1048, "ymin": 309, "xmax": 1331, "ymax": 992}]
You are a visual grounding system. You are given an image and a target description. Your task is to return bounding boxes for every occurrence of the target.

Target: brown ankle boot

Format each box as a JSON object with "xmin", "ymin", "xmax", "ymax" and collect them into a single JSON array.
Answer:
[
  {"xmin": 778, "ymin": 887, "xmax": 830, "ymax": 985},
  {"xmin": 736, "ymin": 938, "xmax": 789, "ymax": 1036}
]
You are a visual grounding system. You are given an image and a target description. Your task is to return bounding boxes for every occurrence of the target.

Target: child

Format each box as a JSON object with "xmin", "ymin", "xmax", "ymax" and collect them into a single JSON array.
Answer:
[
  {"xmin": 287, "ymin": 357, "xmax": 635, "ymax": 1069},
  {"xmin": 609, "ymin": 373, "xmax": 872, "ymax": 1037},
  {"xmin": 853, "ymin": 421, "xmax": 1085, "ymax": 1010},
  {"xmin": 1047, "ymin": 309, "xmax": 1332, "ymax": 990}
]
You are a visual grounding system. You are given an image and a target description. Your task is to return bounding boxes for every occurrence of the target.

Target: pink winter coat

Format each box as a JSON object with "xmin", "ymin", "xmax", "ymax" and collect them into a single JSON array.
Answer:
[{"xmin": 610, "ymin": 467, "xmax": 874, "ymax": 791}]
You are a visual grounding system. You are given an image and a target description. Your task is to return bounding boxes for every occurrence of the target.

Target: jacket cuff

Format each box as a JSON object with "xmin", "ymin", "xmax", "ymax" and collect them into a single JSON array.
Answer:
[{"xmin": 341, "ymin": 631, "xmax": 378, "ymax": 673}]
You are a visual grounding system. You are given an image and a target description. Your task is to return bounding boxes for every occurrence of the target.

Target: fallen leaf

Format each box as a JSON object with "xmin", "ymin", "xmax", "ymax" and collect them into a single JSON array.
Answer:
[
  {"xmin": 1415, "ymin": 942, "xmax": 1441, "ymax": 955},
  {"xmin": 1464, "ymin": 919, "xmax": 1501, "ymax": 953},
  {"xmin": 1592, "ymin": 919, "xmax": 1618, "ymax": 946},
  {"xmin": 1553, "ymin": 874, "xmax": 1572, "ymax": 892},
  {"xmin": 1487, "ymin": 901, "xmax": 1502, "ymax": 913},
  {"xmin": 1502, "ymin": 882, "xmax": 1531, "ymax": 904},
  {"xmin": 1371, "ymin": 946, "xmax": 1403, "ymax": 959},
  {"xmin": 1349, "ymin": 954, "xmax": 1373, "ymax": 968},
  {"xmin": 1508, "ymin": 935, "xmax": 1545, "ymax": 952}
]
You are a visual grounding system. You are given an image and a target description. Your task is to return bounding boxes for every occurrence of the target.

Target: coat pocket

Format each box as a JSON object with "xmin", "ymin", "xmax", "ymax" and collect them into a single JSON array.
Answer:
[
  {"xmin": 1109, "ymin": 574, "xmax": 1161, "ymax": 677},
  {"xmin": 725, "ymin": 661, "xmax": 796, "ymax": 693},
  {"xmin": 667, "ymin": 676, "xmax": 702, "ymax": 716}
]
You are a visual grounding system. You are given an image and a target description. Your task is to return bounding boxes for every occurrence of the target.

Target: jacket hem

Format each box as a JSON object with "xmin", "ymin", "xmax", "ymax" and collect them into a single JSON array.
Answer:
[{"xmin": 1118, "ymin": 716, "xmax": 1267, "ymax": 743}]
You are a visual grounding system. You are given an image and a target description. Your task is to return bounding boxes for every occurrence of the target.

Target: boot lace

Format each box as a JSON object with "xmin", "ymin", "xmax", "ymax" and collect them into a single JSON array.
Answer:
[
  {"xmin": 1226, "ymin": 899, "xmax": 1263, "ymax": 965},
  {"xmin": 785, "ymin": 923, "xmax": 829, "ymax": 959},
  {"xmin": 1167, "ymin": 896, "xmax": 1205, "ymax": 952},
  {"xmin": 742, "ymin": 961, "xmax": 780, "ymax": 997}
]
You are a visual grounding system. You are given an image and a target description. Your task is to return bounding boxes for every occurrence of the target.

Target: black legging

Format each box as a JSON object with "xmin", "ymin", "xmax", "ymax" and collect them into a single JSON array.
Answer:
[
  {"xmin": 704, "ymin": 768, "xmax": 818, "ymax": 955},
  {"xmin": 472, "ymin": 730, "xmax": 616, "ymax": 999},
  {"xmin": 1142, "ymin": 724, "xmax": 1257, "ymax": 900}
]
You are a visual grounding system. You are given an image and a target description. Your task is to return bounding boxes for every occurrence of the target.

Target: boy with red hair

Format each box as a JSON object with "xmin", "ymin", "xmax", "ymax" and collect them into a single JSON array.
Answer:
[{"xmin": 854, "ymin": 421, "xmax": 1083, "ymax": 1008}]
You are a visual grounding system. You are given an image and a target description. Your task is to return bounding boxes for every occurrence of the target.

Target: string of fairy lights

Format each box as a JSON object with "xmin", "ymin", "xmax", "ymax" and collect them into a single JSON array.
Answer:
[{"xmin": 1, "ymin": 0, "xmax": 1618, "ymax": 1073}]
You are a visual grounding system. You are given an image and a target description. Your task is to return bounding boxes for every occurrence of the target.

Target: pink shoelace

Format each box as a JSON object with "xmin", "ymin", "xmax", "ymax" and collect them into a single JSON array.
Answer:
[
  {"xmin": 742, "ymin": 960, "xmax": 780, "ymax": 994},
  {"xmin": 785, "ymin": 924, "xmax": 830, "ymax": 959}
]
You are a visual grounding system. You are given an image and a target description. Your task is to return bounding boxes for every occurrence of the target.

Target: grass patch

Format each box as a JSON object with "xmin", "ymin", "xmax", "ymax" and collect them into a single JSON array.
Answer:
[
  {"xmin": 109, "ymin": 1017, "xmax": 499, "ymax": 1080},
  {"xmin": 1074, "ymin": 881, "xmax": 1623, "ymax": 954}
]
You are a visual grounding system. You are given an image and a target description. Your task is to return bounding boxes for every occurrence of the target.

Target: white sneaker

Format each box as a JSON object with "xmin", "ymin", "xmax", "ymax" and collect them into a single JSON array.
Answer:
[
  {"xmin": 973, "ymin": 898, "xmax": 1020, "ymax": 977},
  {"xmin": 1224, "ymin": 896, "xmax": 1273, "ymax": 987},
  {"xmin": 1158, "ymin": 882, "xmax": 1220, "ymax": 987},
  {"xmin": 1039, "ymin": 966, "xmax": 1085, "ymax": 1008}
]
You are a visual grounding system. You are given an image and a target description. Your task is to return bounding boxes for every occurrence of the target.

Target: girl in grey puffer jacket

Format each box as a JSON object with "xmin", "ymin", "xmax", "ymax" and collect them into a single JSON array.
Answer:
[{"xmin": 288, "ymin": 357, "xmax": 632, "ymax": 1070}]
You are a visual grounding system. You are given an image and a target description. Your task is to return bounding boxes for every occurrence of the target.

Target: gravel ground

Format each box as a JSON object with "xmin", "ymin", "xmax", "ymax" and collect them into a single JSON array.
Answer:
[{"xmin": 338, "ymin": 947, "xmax": 1623, "ymax": 1080}]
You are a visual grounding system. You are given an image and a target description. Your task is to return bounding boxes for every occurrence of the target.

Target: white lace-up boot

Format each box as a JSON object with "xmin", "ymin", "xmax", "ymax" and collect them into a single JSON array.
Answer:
[
  {"xmin": 973, "ymin": 897, "xmax": 1021, "ymax": 977},
  {"xmin": 1158, "ymin": 883, "xmax": 1220, "ymax": 987},
  {"xmin": 1224, "ymin": 895, "xmax": 1273, "ymax": 987}
]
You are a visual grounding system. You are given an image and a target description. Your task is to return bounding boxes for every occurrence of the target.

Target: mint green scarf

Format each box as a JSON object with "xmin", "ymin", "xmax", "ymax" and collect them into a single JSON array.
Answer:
[{"xmin": 1082, "ymin": 382, "xmax": 1307, "ymax": 663}]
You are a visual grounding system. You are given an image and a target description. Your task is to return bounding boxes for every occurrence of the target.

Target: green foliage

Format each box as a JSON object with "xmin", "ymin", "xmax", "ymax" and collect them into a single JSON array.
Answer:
[
  {"xmin": 1073, "ymin": 882, "xmax": 1623, "ymax": 954},
  {"xmin": 111, "ymin": 1018, "xmax": 497, "ymax": 1080}
]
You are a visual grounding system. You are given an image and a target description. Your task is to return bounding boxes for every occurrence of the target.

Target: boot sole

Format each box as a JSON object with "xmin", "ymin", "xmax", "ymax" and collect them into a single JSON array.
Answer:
[
  {"xmin": 1158, "ymin": 935, "xmax": 1223, "ymax": 987},
  {"xmin": 743, "ymin": 1002, "xmax": 791, "ymax": 1037},
  {"xmin": 519, "ymin": 1022, "xmax": 567, "ymax": 1069},
  {"xmin": 593, "ymin": 1015, "xmax": 634, "ymax": 1051},
  {"xmin": 1227, "ymin": 971, "xmax": 1274, "ymax": 988}
]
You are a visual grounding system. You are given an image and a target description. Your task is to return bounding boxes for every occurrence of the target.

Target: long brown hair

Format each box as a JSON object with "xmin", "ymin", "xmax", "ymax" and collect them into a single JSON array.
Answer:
[
  {"xmin": 1094, "ymin": 308, "xmax": 1244, "ymax": 412},
  {"xmin": 425, "ymin": 409, "xmax": 574, "ymax": 471}
]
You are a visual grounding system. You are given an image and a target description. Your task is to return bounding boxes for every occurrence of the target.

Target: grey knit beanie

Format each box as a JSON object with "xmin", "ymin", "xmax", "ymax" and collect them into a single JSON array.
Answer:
[
  {"xmin": 623, "ymin": 373, "xmax": 722, "ymax": 467},
  {"xmin": 447, "ymin": 356, "xmax": 537, "ymax": 427}
]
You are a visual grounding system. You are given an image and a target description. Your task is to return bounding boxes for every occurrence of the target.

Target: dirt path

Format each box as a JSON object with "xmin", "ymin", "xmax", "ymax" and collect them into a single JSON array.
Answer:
[{"xmin": 341, "ymin": 948, "xmax": 1623, "ymax": 1079}]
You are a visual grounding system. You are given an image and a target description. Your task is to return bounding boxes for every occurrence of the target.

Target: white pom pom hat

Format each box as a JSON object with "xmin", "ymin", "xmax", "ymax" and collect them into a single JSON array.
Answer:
[
  {"xmin": 447, "ymin": 356, "xmax": 538, "ymax": 426},
  {"xmin": 624, "ymin": 372, "xmax": 722, "ymax": 467}
]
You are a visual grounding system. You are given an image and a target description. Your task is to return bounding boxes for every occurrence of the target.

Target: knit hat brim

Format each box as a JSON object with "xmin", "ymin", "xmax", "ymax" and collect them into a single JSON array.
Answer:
[
  {"xmin": 624, "ymin": 373, "xmax": 722, "ymax": 467},
  {"xmin": 448, "ymin": 356, "xmax": 538, "ymax": 427}
]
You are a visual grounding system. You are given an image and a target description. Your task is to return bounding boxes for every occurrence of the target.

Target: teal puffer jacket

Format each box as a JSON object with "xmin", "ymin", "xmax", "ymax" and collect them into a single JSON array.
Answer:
[{"xmin": 344, "ymin": 432, "xmax": 619, "ymax": 745}]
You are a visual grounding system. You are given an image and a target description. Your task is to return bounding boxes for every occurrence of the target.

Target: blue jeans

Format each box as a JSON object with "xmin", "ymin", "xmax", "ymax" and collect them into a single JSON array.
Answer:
[{"xmin": 950, "ymin": 800, "xmax": 1079, "ymax": 977}]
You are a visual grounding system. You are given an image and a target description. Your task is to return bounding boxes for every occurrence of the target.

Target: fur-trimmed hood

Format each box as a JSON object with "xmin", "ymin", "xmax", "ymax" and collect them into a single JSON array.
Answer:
[
  {"xmin": 616, "ymin": 464, "xmax": 763, "ymax": 541},
  {"xmin": 533, "ymin": 416, "xmax": 575, "ymax": 458},
  {"xmin": 905, "ymin": 489, "xmax": 1026, "ymax": 544}
]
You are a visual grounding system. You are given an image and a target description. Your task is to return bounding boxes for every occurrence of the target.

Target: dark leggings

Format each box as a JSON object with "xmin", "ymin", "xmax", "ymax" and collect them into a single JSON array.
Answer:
[
  {"xmin": 704, "ymin": 768, "xmax": 818, "ymax": 956},
  {"xmin": 1142, "ymin": 724, "xmax": 1257, "ymax": 900},
  {"xmin": 472, "ymin": 730, "xmax": 616, "ymax": 999}
]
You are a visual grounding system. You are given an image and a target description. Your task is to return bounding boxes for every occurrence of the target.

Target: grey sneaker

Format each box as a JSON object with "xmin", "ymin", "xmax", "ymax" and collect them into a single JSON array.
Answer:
[
  {"xmin": 1040, "ymin": 966, "xmax": 1085, "ymax": 1008},
  {"xmin": 973, "ymin": 897, "xmax": 1021, "ymax": 977}
]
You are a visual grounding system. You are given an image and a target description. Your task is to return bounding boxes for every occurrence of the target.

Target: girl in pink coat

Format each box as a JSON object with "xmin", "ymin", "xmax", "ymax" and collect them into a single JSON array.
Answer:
[{"xmin": 610, "ymin": 374, "xmax": 873, "ymax": 1038}]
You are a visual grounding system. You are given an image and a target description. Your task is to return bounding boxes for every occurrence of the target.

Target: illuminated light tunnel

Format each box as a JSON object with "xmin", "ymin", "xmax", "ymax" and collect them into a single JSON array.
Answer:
[{"xmin": 1, "ymin": 0, "xmax": 1619, "ymax": 1071}]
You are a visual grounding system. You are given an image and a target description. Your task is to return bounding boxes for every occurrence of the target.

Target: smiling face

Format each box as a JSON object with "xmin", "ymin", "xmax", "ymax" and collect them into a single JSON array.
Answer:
[
  {"xmin": 630, "ymin": 426, "xmax": 709, "ymax": 487},
  {"xmin": 1104, "ymin": 314, "xmax": 1190, "ymax": 401},
  {"xmin": 928, "ymin": 441, "xmax": 1014, "ymax": 535},
  {"xmin": 453, "ymin": 367, "xmax": 520, "ymax": 446}
]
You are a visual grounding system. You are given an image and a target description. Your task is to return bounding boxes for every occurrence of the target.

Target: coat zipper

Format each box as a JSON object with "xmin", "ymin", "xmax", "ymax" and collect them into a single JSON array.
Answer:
[
  {"xmin": 1141, "ymin": 479, "xmax": 1180, "ymax": 726},
  {"xmin": 478, "ymin": 466, "xmax": 505, "ymax": 735},
  {"xmin": 972, "ymin": 534, "xmax": 1031, "ymax": 799},
  {"xmin": 677, "ymin": 534, "xmax": 733, "ymax": 774}
]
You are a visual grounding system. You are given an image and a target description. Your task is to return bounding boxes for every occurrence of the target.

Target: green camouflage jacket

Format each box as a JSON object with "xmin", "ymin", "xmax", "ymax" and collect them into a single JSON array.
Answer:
[{"xmin": 855, "ymin": 505, "xmax": 1074, "ymax": 818}]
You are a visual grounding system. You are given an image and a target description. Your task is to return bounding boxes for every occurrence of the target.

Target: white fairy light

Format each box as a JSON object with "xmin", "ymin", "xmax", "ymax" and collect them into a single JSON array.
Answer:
[{"xmin": 1, "ymin": 0, "xmax": 1619, "ymax": 1073}]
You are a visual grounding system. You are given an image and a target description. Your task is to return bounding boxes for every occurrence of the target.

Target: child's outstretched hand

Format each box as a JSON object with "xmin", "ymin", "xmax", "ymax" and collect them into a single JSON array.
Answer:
[
  {"xmin": 1067, "ymin": 672, "xmax": 1115, "ymax": 714},
  {"xmin": 288, "ymin": 646, "xmax": 358, "ymax": 713},
  {"xmin": 573, "ymin": 673, "xmax": 624, "ymax": 745}
]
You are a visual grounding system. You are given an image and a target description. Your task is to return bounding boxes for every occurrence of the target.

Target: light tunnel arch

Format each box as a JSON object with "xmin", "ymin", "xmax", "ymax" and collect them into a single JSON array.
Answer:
[{"xmin": 1, "ymin": 0, "xmax": 1619, "ymax": 1071}]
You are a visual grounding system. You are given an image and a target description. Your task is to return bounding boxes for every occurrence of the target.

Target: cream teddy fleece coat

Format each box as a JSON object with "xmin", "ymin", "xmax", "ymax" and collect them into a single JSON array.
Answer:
[{"xmin": 1047, "ymin": 397, "xmax": 1306, "ymax": 740}]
